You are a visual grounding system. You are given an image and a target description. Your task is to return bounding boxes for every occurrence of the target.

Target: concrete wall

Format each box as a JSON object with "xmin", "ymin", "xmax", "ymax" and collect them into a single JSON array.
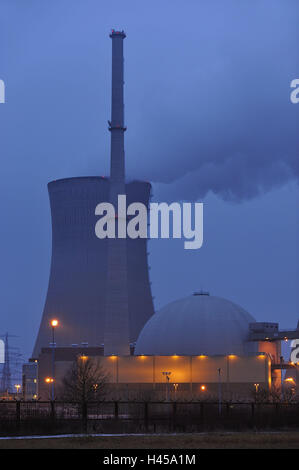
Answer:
[
  {"xmin": 32, "ymin": 178, "xmax": 154, "ymax": 358},
  {"xmin": 258, "ymin": 340, "xmax": 281, "ymax": 363},
  {"xmin": 37, "ymin": 349, "xmax": 270, "ymax": 400}
]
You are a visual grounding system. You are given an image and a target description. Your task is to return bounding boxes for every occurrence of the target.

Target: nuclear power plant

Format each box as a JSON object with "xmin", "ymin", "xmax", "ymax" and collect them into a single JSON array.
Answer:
[
  {"xmin": 32, "ymin": 30, "xmax": 154, "ymax": 359},
  {"xmin": 23, "ymin": 30, "xmax": 299, "ymax": 401}
]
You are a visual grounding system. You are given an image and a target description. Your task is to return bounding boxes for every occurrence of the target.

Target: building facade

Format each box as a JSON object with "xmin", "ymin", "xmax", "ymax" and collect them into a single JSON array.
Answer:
[{"xmin": 36, "ymin": 347, "xmax": 271, "ymax": 401}]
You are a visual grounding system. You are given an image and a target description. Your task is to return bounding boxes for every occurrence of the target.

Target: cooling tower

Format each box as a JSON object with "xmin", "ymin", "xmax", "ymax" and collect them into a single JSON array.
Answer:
[{"xmin": 32, "ymin": 30, "xmax": 154, "ymax": 357}]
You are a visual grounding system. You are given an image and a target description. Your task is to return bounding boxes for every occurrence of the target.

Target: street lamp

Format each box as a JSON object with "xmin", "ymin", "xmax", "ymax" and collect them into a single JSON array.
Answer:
[
  {"xmin": 50, "ymin": 319, "xmax": 59, "ymax": 401},
  {"xmin": 173, "ymin": 383, "xmax": 179, "ymax": 400},
  {"xmin": 15, "ymin": 384, "xmax": 21, "ymax": 397},
  {"xmin": 162, "ymin": 371, "xmax": 171, "ymax": 401},
  {"xmin": 51, "ymin": 319, "xmax": 58, "ymax": 328},
  {"xmin": 254, "ymin": 383, "xmax": 259, "ymax": 400},
  {"xmin": 218, "ymin": 368, "xmax": 222, "ymax": 415},
  {"xmin": 44, "ymin": 377, "xmax": 54, "ymax": 399},
  {"xmin": 285, "ymin": 378, "xmax": 295, "ymax": 384},
  {"xmin": 93, "ymin": 383, "xmax": 99, "ymax": 399},
  {"xmin": 45, "ymin": 377, "xmax": 54, "ymax": 383},
  {"xmin": 280, "ymin": 355, "xmax": 284, "ymax": 401}
]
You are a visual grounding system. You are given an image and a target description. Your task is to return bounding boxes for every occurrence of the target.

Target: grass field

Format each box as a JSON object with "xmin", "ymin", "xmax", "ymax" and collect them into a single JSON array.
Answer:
[{"xmin": 1, "ymin": 432, "xmax": 299, "ymax": 449}]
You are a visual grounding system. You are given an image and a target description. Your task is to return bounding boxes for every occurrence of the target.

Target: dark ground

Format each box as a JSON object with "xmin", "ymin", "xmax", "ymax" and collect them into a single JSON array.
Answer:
[{"xmin": 1, "ymin": 432, "xmax": 299, "ymax": 448}]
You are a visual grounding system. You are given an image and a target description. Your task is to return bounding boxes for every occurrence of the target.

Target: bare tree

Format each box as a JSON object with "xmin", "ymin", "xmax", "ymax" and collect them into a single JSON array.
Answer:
[
  {"xmin": 250, "ymin": 385, "xmax": 271, "ymax": 403},
  {"xmin": 250, "ymin": 384, "xmax": 299, "ymax": 404},
  {"xmin": 60, "ymin": 356, "xmax": 109, "ymax": 402}
]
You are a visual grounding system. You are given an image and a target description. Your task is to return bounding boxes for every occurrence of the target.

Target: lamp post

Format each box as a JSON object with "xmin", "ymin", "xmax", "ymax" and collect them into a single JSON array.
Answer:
[
  {"xmin": 15, "ymin": 384, "xmax": 21, "ymax": 398},
  {"xmin": 218, "ymin": 368, "xmax": 222, "ymax": 415},
  {"xmin": 173, "ymin": 383, "xmax": 178, "ymax": 400},
  {"xmin": 50, "ymin": 319, "xmax": 59, "ymax": 401},
  {"xmin": 93, "ymin": 383, "xmax": 99, "ymax": 400},
  {"xmin": 280, "ymin": 355, "xmax": 284, "ymax": 402},
  {"xmin": 45, "ymin": 377, "xmax": 54, "ymax": 400},
  {"xmin": 162, "ymin": 371, "xmax": 171, "ymax": 401},
  {"xmin": 254, "ymin": 383, "xmax": 259, "ymax": 401}
]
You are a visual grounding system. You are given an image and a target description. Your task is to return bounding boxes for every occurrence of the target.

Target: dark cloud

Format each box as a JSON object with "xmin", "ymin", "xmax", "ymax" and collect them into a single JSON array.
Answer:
[
  {"xmin": 2, "ymin": 1, "xmax": 298, "ymax": 203},
  {"xmin": 154, "ymin": 156, "xmax": 295, "ymax": 202},
  {"xmin": 124, "ymin": 0, "xmax": 299, "ymax": 201}
]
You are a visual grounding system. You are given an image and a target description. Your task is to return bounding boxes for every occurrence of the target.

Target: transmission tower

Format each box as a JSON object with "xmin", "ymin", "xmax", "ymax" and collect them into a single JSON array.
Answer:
[
  {"xmin": 0, "ymin": 333, "xmax": 20, "ymax": 394},
  {"xmin": 0, "ymin": 333, "xmax": 11, "ymax": 393}
]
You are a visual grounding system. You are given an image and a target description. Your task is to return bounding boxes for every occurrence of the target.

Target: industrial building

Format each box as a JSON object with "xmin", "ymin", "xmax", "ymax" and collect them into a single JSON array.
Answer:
[
  {"xmin": 34, "ymin": 292, "xmax": 298, "ymax": 400},
  {"xmin": 32, "ymin": 30, "xmax": 154, "ymax": 359},
  {"xmin": 24, "ymin": 30, "xmax": 299, "ymax": 401}
]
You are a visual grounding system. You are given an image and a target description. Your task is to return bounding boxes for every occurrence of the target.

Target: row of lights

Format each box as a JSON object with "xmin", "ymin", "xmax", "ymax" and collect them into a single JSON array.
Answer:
[
  {"xmin": 124, "ymin": 354, "xmax": 266, "ymax": 359},
  {"xmin": 43, "ymin": 319, "xmax": 298, "ymax": 388},
  {"xmin": 46, "ymin": 319, "xmax": 266, "ymax": 361}
]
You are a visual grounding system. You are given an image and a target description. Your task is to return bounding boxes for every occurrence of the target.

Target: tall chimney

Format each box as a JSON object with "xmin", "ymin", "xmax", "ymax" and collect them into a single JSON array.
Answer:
[
  {"xmin": 109, "ymin": 29, "xmax": 126, "ymax": 192},
  {"xmin": 104, "ymin": 30, "xmax": 130, "ymax": 356}
]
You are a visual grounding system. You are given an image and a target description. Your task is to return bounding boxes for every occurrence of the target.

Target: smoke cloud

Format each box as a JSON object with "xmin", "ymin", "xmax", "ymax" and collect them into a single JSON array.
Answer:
[{"xmin": 124, "ymin": 1, "xmax": 299, "ymax": 202}]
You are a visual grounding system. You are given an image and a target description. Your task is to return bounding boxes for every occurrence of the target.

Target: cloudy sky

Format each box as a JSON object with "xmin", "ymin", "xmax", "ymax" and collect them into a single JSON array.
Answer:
[{"xmin": 0, "ymin": 0, "xmax": 298, "ymax": 360}]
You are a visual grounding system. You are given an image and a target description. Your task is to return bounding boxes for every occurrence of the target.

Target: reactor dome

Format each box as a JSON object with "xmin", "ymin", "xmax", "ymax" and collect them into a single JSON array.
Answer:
[{"xmin": 134, "ymin": 293, "xmax": 257, "ymax": 356}]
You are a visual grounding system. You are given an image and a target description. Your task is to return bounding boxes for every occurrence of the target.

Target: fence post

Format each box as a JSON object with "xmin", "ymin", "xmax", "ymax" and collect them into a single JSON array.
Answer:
[
  {"xmin": 251, "ymin": 402, "xmax": 255, "ymax": 419},
  {"xmin": 275, "ymin": 403, "xmax": 279, "ymax": 415},
  {"xmin": 16, "ymin": 401, "xmax": 21, "ymax": 432},
  {"xmin": 114, "ymin": 401, "xmax": 119, "ymax": 419},
  {"xmin": 172, "ymin": 402, "xmax": 177, "ymax": 432},
  {"xmin": 200, "ymin": 402, "xmax": 204, "ymax": 422},
  {"xmin": 82, "ymin": 401, "xmax": 88, "ymax": 433},
  {"xmin": 50, "ymin": 400, "xmax": 55, "ymax": 421},
  {"xmin": 144, "ymin": 402, "xmax": 149, "ymax": 433},
  {"xmin": 275, "ymin": 402, "xmax": 280, "ymax": 427}
]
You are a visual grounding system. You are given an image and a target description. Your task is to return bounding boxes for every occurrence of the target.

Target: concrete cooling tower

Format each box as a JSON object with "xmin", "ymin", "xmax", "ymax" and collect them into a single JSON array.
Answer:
[{"xmin": 32, "ymin": 30, "xmax": 154, "ymax": 358}]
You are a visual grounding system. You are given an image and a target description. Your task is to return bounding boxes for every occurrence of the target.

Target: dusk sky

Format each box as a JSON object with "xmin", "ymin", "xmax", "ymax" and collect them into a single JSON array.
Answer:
[{"xmin": 0, "ymin": 0, "xmax": 298, "ymax": 360}]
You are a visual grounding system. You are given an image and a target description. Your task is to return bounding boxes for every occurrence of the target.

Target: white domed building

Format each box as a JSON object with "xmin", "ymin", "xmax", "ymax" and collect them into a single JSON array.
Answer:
[
  {"xmin": 135, "ymin": 292, "xmax": 258, "ymax": 357},
  {"xmin": 36, "ymin": 291, "xmax": 282, "ymax": 400}
]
